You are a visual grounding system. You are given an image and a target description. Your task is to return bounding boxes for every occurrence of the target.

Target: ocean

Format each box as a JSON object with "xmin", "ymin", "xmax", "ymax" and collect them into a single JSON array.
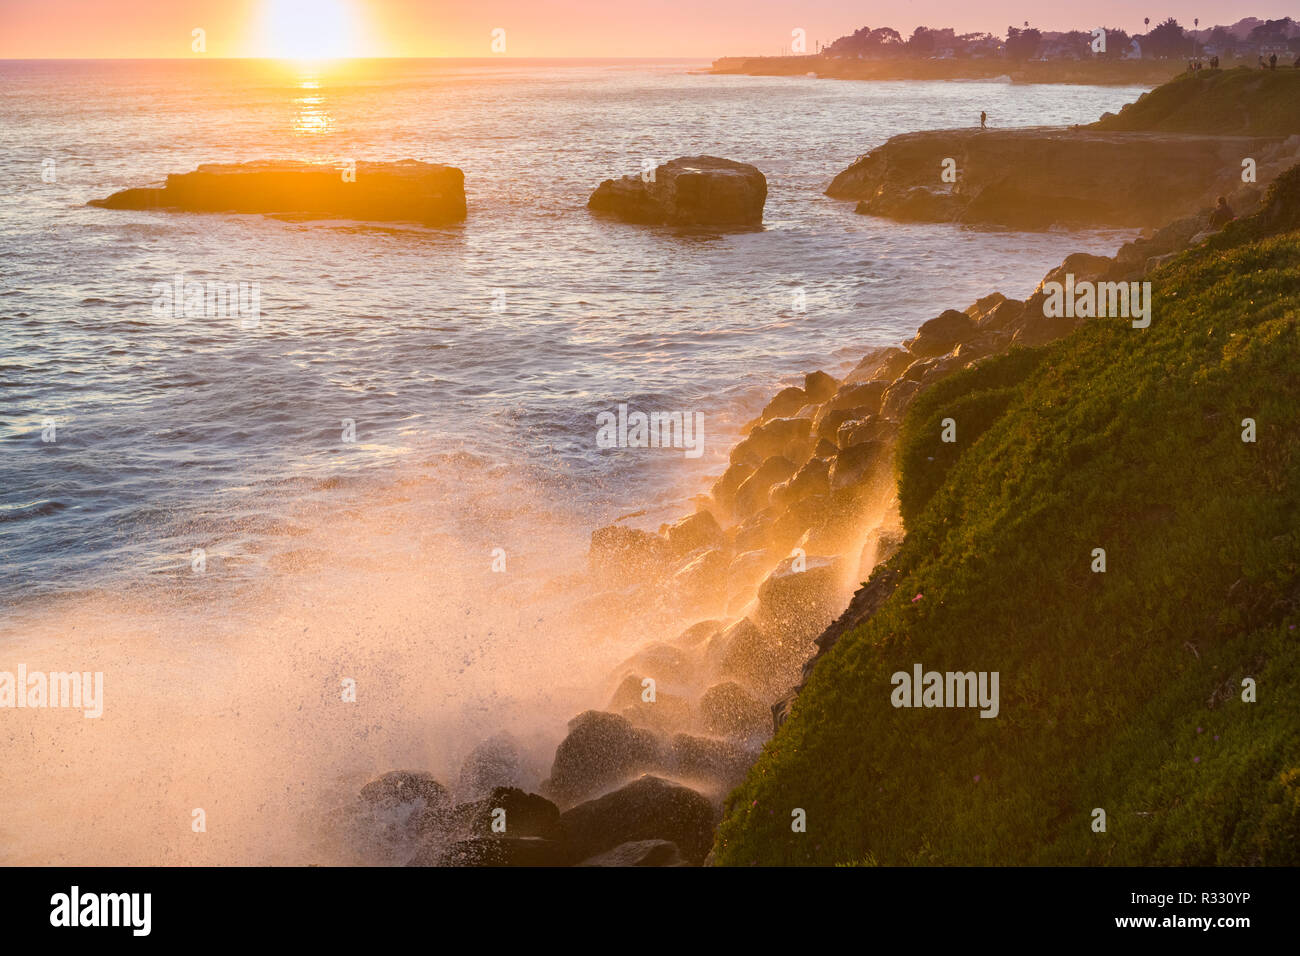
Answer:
[{"xmin": 0, "ymin": 58, "xmax": 1145, "ymax": 862}]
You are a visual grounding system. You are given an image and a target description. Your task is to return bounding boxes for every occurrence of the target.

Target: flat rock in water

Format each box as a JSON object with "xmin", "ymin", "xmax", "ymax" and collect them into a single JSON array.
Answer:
[
  {"xmin": 588, "ymin": 156, "xmax": 766, "ymax": 226},
  {"xmin": 89, "ymin": 160, "xmax": 467, "ymax": 224},
  {"xmin": 576, "ymin": 839, "xmax": 688, "ymax": 867}
]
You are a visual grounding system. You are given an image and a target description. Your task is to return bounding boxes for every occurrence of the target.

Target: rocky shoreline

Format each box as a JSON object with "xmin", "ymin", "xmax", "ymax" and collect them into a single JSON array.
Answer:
[{"xmin": 332, "ymin": 174, "xmax": 1255, "ymax": 865}]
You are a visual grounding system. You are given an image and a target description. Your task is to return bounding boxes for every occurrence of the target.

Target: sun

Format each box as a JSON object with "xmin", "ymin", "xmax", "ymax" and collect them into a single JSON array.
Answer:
[{"xmin": 262, "ymin": 0, "xmax": 360, "ymax": 60}]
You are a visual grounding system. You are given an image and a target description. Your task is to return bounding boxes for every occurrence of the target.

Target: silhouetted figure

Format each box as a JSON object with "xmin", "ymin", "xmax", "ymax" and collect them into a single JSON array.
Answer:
[
  {"xmin": 980, "ymin": 111, "xmax": 987, "ymax": 129},
  {"xmin": 1209, "ymin": 196, "xmax": 1234, "ymax": 229},
  {"xmin": 1270, "ymin": 53, "xmax": 1278, "ymax": 70},
  {"xmin": 1211, "ymin": 55, "xmax": 1219, "ymax": 69}
]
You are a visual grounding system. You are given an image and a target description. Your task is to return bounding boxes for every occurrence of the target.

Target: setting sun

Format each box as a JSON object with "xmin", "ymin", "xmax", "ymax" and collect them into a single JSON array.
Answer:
[{"xmin": 262, "ymin": 0, "xmax": 361, "ymax": 59}]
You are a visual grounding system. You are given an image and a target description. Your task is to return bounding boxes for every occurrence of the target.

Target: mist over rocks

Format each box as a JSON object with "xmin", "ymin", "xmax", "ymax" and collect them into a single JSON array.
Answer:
[
  {"xmin": 588, "ymin": 156, "xmax": 767, "ymax": 227},
  {"xmin": 89, "ymin": 160, "xmax": 468, "ymax": 224}
]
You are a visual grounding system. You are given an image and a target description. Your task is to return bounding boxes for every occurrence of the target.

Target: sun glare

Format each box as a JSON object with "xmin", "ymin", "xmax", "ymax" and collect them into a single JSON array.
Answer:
[{"xmin": 263, "ymin": 0, "xmax": 359, "ymax": 60}]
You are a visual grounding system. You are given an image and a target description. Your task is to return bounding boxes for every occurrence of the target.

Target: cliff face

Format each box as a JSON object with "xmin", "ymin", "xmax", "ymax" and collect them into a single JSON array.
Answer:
[
  {"xmin": 826, "ymin": 128, "xmax": 1288, "ymax": 228},
  {"xmin": 712, "ymin": 170, "xmax": 1300, "ymax": 867}
]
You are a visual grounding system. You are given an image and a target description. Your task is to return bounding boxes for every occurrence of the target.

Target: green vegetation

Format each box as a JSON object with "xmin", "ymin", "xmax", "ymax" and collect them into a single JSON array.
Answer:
[
  {"xmin": 713, "ymin": 171, "xmax": 1300, "ymax": 866},
  {"xmin": 1093, "ymin": 66, "xmax": 1300, "ymax": 135}
]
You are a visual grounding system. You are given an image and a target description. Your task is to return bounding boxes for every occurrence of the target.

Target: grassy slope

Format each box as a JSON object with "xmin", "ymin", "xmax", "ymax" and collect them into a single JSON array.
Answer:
[
  {"xmin": 713, "ymin": 173, "xmax": 1300, "ymax": 866},
  {"xmin": 1092, "ymin": 66, "xmax": 1300, "ymax": 135}
]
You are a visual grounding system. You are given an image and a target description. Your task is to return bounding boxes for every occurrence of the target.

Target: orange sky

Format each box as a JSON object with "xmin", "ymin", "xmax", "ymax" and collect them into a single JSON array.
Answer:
[{"xmin": 1, "ymin": 0, "xmax": 1294, "ymax": 58}]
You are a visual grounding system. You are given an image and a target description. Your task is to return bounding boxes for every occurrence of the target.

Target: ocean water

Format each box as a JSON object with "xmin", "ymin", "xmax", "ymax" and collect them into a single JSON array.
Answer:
[{"xmin": 0, "ymin": 59, "xmax": 1147, "ymax": 863}]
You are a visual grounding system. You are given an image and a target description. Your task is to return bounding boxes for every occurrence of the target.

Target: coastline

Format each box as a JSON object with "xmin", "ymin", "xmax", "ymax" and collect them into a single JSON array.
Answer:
[{"xmin": 709, "ymin": 54, "xmax": 1184, "ymax": 86}]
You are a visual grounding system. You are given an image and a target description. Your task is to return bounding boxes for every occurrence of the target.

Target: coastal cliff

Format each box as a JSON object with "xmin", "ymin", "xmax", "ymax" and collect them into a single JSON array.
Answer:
[
  {"xmin": 828, "ymin": 69, "xmax": 1300, "ymax": 229},
  {"xmin": 712, "ymin": 168, "xmax": 1300, "ymax": 865}
]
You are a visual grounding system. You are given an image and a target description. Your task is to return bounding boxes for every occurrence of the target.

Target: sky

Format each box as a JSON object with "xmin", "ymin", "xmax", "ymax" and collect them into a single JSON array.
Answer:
[{"xmin": 1, "ymin": 0, "xmax": 1296, "ymax": 58}]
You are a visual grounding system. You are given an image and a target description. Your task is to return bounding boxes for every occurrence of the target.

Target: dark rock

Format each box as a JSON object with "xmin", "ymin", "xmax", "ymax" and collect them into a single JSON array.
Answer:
[
  {"xmin": 588, "ymin": 156, "xmax": 766, "ymax": 227},
  {"xmin": 457, "ymin": 733, "xmax": 526, "ymax": 800},
  {"xmin": 908, "ymin": 309, "xmax": 977, "ymax": 358},
  {"xmin": 359, "ymin": 771, "xmax": 449, "ymax": 811},
  {"xmin": 803, "ymin": 370, "xmax": 839, "ymax": 403},
  {"xmin": 559, "ymin": 775, "xmax": 718, "ymax": 864},
  {"xmin": 547, "ymin": 711, "xmax": 663, "ymax": 806},
  {"xmin": 666, "ymin": 733, "xmax": 754, "ymax": 791},
  {"xmin": 880, "ymin": 378, "xmax": 923, "ymax": 420},
  {"xmin": 457, "ymin": 787, "xmax": 563, "ymax": 841},
  {"xmin": 90, "ymin": 160, "xmax": 467, "ymax": 224},
  {"xmin": 575, "ymin": 839, "xmax": 688, "ymax": 867}
]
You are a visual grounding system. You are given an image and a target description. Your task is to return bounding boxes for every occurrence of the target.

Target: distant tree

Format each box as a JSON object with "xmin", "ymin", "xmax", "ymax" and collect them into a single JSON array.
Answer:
[
  {"xmin": 1207, "ymin": 26, "xmax": 1237, "ymax": 57},
  {"xmin": 1145, "ymin": 17, "xmax": 1188, "ymax": 59},
  {"xmin": 825, "ymin": 25, "xmax": 905, "ymax": 58},
  {"xmin": 908, "ymin": 27, "xmax": 936, "ymax": 55},
  {"xmin": 1005, "ymin": 26, "xmax": 1042, "ymax": 61},
  {"xmin": 1060, "ymin": 30, "xmax": 1093, "ymax": 58}
]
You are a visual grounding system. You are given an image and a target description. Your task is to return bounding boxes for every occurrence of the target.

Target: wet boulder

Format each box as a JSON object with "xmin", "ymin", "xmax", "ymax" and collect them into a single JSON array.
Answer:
[
  {"xmin": 559, "ymin": 775, "xmax": 718, "ymax": 864},
  {"xmin": 546, "ymin": 711, "xmax": 664, "ymax": 806},
  {"xmin": 698, "ymin": 681, "xmax": 770, "ymax": 739},
  {"xmin": 907, "ymin": 309, "xmax": 977, "ymax": 358},
  {"xmin": 576, "ymin": 839, "xmax": 688, "ymax": 867}
]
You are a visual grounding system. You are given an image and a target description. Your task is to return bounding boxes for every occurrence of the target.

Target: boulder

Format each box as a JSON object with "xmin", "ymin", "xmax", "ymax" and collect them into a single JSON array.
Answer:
[
  {"xmin": 589, "ymin": 525, "xmax": 670, "ymax": 580},
  {"xmin": 662, "ymin": 510, "xmax": 725, "ymax": 556},
  {"xmin": 880, "ymin": 378, "xmax": 923, "ymax": 420},
  {"xmin": 829, "ymin": 441, "xmax": 889, "ymax": 493},
  {"xmin": 769, "ymin": 455, "xmax": 831, "ymax": 508},
  {"xmin": 457, "ymin": 733, "xmax": 527, "ymax": 800},
  {"xmin": 458, "ymin": 787, "xmax": 564, "ymax": 841},
  {"xmin": 756, "ymin": 554, "xmax": 844, "ymax": 643},
  {"xmin": 698, "ymin": 681, "xmax": 770, "ymax": 739},
  {"xmin": 672, "ymin": 619, "xmax": 725, "ymax": 648},
  {"xmin": 759, "ymin": 386, "xmax": 809, "ymax": 423},
  {"xmin": 730, "ymin": 417, "xmax": 812, "ymax": 466},
  {"xmin": 559, "ymin": 775, "xmax": 718, "ymax": 864},
  {"xmin": 733, "ymin": 455, "xmax": 798, "ymax": 516},
  {"xmin": 588, "ymin": 156, "xmax": 766, "ymax": 227},
  {"xmin": 803, "ymin": 370, "xmax": 839, "ymax": 403},
  {"xmin": 666, "ymin": 733, "xmax": 754, "ymax": 792},
  {"xmin": 825, "ymin": 380, "xmax": 889, "ymax": 415},
  {"xmin": 359, "ymin": 771, "xmax": 449, "ymax": 811},
  {"xmin": 90, "ymin": 160, "xmax": 467, "ymax": 224},
  {"xmin": 575, "ymin": 839, "xmax": 688, "ymax": 867},
  {"xmin": 546, "ymin": 711, "xmax": 663, "ymax": 806},
  {"xmin": 908, "ymin": 309, "xmax": 977, "ymax": 358},
  {"xmin": 845, "ymin": 346, "xmax": 912, "ymax": 385}
]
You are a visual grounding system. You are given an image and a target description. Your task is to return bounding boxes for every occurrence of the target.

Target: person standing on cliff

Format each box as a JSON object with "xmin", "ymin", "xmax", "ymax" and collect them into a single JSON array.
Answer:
[
  {"xmin": 980, "ymin": 111, "xmax": 987, "ymax": 129},
  {"xmin": 1210, "ymin": 196, "xmax": 1234, "ymax": 229}
]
